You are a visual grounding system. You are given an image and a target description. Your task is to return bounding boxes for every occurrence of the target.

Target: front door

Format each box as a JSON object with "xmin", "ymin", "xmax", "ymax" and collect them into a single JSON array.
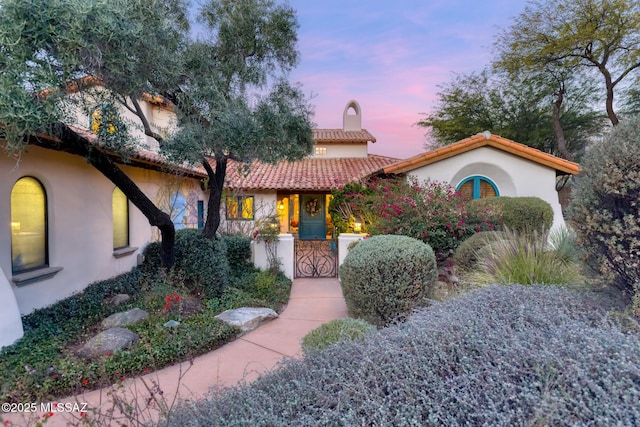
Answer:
[{"xmin": 299, "ymin": 194, "xmax": 326, "ymax": 240}]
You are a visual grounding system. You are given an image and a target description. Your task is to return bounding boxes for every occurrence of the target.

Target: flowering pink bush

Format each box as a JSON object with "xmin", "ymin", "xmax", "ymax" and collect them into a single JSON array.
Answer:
[{"xmin": 367, "ymin": 178, "xmax": 499, "ymax": 261}]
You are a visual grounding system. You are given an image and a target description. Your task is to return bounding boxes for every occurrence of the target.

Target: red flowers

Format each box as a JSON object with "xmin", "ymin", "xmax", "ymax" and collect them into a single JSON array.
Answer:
[
  {"xmin": 82, "ymin": 378, "xmax": 89, "ymax": 385},
  {"xmin": 164, "ymin": 292, "xmax": 181, "ymax": 310}
]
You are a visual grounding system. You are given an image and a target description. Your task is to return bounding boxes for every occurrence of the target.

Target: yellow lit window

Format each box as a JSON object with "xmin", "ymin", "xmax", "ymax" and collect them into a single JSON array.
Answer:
[
  {"xmin": 226, "ymin": 196, "xmax": 254, "ymax": 220},
  {"xmin": 11, "ymin": 177, "xmax": 47, "ymax": 273},
  {"xmin": 112, "ymin": 187, "xmax": 129, "ymax": 249}
]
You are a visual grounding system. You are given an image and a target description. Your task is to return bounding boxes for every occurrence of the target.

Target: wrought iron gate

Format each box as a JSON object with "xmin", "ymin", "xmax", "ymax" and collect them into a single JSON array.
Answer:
[{"xmin": 294, "ymin": 239, "xmax": 338, "ymax": 278}]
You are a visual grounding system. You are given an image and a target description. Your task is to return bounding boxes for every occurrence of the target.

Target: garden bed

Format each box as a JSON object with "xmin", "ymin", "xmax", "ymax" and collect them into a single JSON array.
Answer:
[{"xmin": 0, "ymin": 266, "xmax": 291, "ymax": 404}]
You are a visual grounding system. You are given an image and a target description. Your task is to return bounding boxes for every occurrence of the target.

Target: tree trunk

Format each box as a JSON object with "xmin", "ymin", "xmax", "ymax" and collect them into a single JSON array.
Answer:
[
  {"xmin": 552, "ymin": 85, "xmax": 572, "ymax": 161},
  {"xmin": 55, "ymin": 124, "xmax": 176, "ymax": 268},
  {"xmin": 601, "ymin": 68, "xmax": 619, "ymax": 126},
  {"xmin": 202, "ymin": 156, "xmax": 227, "ymax": 239}
]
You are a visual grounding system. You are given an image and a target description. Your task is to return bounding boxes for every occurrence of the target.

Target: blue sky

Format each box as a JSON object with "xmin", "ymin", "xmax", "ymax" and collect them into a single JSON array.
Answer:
[{"xmin": 286, "ymin": 1, "xmax": 528, "ymax": 159}]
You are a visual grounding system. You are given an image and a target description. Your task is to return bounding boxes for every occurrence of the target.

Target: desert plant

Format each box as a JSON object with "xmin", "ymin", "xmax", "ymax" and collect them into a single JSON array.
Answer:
[
  {"xmin": 163, "ymin": 285, "xmax": 640, "ymax": 426},
  {"xmin": 453, "ymin": 230, "xmax": 504, "ymax": 273},
  {"xmin": 569, "ymin": 115, "xmax": 640, "ymax": 294},
  {"xmin": 301, "ymin": 318, "xmax": 377, "ymax": 353},
  {"xmin": 470, "ymin": 196, "xmax": 554, "ymax": 233},
  {"xmin": 470, "ymin": 228, "xmax": 582, "ymax": 286},
  {"xmin": 339, "ymin": 234, "xmax": 437, "ymax": 326}
]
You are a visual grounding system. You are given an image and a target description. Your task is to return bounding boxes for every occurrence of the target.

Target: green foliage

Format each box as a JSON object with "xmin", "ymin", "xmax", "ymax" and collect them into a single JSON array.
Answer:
[
  {"xmin": 165, "ymin": 285, "xmax": 640, "ymax": 426},
  {"xmin": 417, "ymin": 70, "xmax": 600, "ymax": 158},
  {"xmin": 367, "ymin": 178, "xmax": 500, "ymax": 260},
  {"xmin": 1, "ymin": 264, "xmax": 290, "ymax": 403},
  {"xmin": 220, "ymin": 234, "xmax": 252, "ymax": 275},
  {"xmin": 0, "ymin": 0, "xmax": 188, "ymax": 154},
  {"xmin": 494, "ymin": 0, "xmax": 640, "ymax": 126},
  {"xmin": 569, "ymin": 115, "xmax": 640, "ymax": 294},
  {"xmin": 470, "ymin": 196, "xmax": 553, "ymax": 234},
  {"xmin": 339, "ymin": 235, "xmax": 437, "ymax": 327},
  {"xmin": 175, "ymin": 228, "xmax": 230, "ymax": 298},
  {"xmin": 454, "ymin": 231, "xmax": 504, "ymax": 273},
  {"xmin": 145, "ymin": 229, "xmax": 230, "ymax": 298},
  {"xmin": 468, "ymin": 228, "xmax": 583, "ymax": 286},
  {"xmin": 301, "ymin": 318, "xmax": 376, "ymax": 354},
  {"xmin": 328, "ymin": 182, "xmax": 375, "ymax": 234}
]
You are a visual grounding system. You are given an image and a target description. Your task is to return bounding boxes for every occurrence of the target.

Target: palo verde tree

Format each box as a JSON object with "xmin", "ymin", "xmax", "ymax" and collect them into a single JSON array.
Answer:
[
  {"xmin": 163, "ymin": 0, "xmax": 314, "ymax": 239},
  {"xmin": 0, "ymin": 0, "xmax": 190, "ymax": 268},
  {"xmin": 494, "ymin": 0, "xmax": 640, "ymax": 127}
]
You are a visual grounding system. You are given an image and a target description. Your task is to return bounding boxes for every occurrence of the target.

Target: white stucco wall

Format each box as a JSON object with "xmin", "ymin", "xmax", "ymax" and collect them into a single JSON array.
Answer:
[
  {"xmin": 251, "ymin": 234, "xmax": 294, "ymax": 280},
  {"xmin": 406, "ymin": 147, "xmax": 566, "ymax": 232},
  {"xmin": 0, "ymin": 145, "xmax": 207, "ymax": 316}
]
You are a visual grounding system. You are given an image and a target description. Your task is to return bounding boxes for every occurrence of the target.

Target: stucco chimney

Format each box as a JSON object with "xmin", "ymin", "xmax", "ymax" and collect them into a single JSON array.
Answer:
[{"xmin": 343, "ymin": 100, "xmax": 362, "ymax": 131}]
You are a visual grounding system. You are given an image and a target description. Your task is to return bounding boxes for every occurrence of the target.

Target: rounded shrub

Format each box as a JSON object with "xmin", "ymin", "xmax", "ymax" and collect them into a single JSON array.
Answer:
[
  {"xmin": 454, "ymin": 231, "xmax": 504, "ymax": 273},
  {"xmin": 143, "ymin": 229, "xmax": 230, "ymax": 298},
  {"xmin": 219, "ymin": 234, "xmax": 252, "ymax": 275},
  {"xmin": 470, "ymin": 197, "xmax": 553, "ymax": 233},
  {"xmin": 301, "ymin": 318, "xmax": 377, "ymax": 353},
  {"xmin": 339, "ymin": 235, "xmax": 437, "ymax": 327},
  {"xmin": 569, "ymin": 115, "xmax": 640, "ymax": 294}
]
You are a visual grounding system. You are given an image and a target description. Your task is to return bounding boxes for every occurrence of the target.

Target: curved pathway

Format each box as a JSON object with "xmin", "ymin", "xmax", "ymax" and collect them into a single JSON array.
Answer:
[{"xmin": 5, "ymin": 278, "xmax": 347, "ymax": 427}]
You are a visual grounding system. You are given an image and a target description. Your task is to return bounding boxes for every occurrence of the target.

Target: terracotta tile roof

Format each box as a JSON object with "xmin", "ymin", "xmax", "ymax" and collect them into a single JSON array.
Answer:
[
  {"xmin": 222, "ymin": 155, "xmax": 399, "ymax": 191},
  {"xmin": 313, "ymin": 128, "xmax": 376, "ymax": 143},
  {"xmin": 381, "ymin": 132, "xmax": 580, "ymax": 176},
  {"xmin": 65, "ymin": 125, "xmax": 206, "ymax": 178}
]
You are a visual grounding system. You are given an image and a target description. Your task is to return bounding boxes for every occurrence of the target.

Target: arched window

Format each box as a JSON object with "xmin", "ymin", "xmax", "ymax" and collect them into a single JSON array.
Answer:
[
  {"xmin": 11, "ymin": 177, "xmax": 48, "ymax": 274},
  {"xmin": 457, "ymin": 176, "xmax": 499, "ymax": 201},
  {"xmin": 112, "ymin": 187, "xmax": 129, "ymax": 249}
]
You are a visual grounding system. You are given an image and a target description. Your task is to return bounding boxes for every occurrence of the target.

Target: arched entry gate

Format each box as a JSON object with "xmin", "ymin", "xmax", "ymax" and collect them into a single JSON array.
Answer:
[{"xmin": 294, "ymin": 238, "xmax": 337, "ymax": 278}]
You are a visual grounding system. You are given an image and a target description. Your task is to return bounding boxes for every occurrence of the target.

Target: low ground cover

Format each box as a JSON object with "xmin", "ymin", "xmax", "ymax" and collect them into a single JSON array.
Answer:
[
  {"xmin": 0, "ymin": 252, "xmax": 290, "ymax": 404},
  {"xmin": 164, "ymin": 285, "xmax": 638, "ymax": 426}
]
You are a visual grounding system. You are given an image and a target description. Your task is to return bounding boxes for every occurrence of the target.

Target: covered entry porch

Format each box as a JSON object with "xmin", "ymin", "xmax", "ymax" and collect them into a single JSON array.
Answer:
[{"xmin": 276, "ymin": 193, "xmax": 337, "ymax": 278}]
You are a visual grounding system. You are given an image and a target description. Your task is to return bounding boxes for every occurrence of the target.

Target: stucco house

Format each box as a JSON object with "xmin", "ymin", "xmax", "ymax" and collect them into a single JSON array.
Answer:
[
  {"xmin": 376, "ymin": 131, "xmax": 580, "ymax": 232},
  {"xmin": 0, "ymin": 95, "xmax": 209, "ymax": 349},
  {"xmin": 0, "ymin": 96, "xmax": 579, "ymax": 349}
]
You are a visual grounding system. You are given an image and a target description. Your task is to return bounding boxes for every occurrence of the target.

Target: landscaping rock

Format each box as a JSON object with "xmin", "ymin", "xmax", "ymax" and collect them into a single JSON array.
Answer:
[
  {"xmin": 110, "ymin": 293, "xmax": 131, "ymax": 307},
  {"xmin": 79, "ymin": 327, "xmax": 138, "ymax": 357},
  {"xmin": 215, "ymin": 307, "xmax": 278, "ymax": 333},
  {"xmin": 101, "ymin": 308, "xmax": 149, "ymax": 329}
]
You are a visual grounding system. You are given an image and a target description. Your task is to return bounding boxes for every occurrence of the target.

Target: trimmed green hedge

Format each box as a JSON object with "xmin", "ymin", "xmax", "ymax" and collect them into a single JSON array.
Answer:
[
  {"xmin": 470, "ymin": 197, "xmax": 553, "ymax": 233},
  {"xmin": 339, "ymin": 235, "xmax": 437, "ymax": 327}
]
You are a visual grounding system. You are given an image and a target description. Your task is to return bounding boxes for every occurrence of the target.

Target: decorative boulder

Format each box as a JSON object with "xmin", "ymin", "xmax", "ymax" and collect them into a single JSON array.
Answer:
[
  {"xmin": 79, "ymin": 327, "xmax": 139, "ymax": 357},
  {"xmin": 215, "ymin": 307, "xmax": 278, "ymax": 333},
  {"xmin": 109, "ymin": 294, "xmax": 131, "ymax": 307},
  {"xmin": 101, "ymin": 308, "xmax": 149, "ymax": 329}
]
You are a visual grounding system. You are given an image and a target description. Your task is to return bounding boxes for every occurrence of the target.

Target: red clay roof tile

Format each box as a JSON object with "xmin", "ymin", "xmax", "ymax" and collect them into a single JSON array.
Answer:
[
  {"xmin": 382, "ymin": 132, "xmax": 580, "ymax": 175},
  {"xmin": 221, "ymin": 155, "xmax": 399, "ymax": 191}
]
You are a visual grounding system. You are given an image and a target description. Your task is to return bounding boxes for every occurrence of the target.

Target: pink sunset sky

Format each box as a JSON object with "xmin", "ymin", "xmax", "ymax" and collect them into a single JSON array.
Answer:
[{"xmin": 286, "ymin": 1, "xmax": 528, "ymax": 159}]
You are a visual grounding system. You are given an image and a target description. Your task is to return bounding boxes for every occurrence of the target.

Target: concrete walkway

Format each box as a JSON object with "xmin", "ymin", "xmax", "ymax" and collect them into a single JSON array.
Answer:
[{"xmin": 6, "ymin": 278, "xmax": 347, "ymax": 427}]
